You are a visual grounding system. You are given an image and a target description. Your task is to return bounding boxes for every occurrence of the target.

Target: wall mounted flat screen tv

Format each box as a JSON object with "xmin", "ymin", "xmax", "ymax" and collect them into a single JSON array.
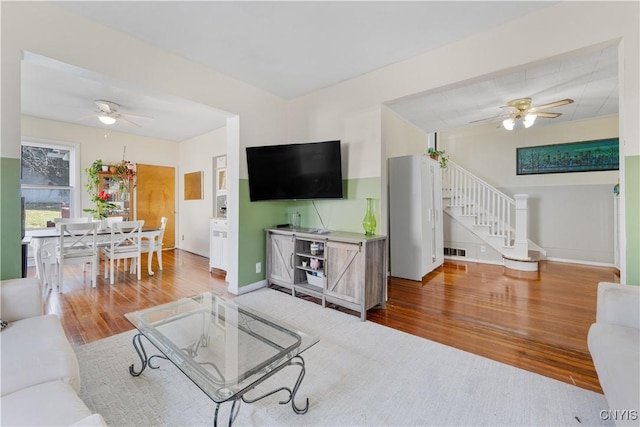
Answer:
[{"xmin": 246, "ymin": 140, "xmax": 343, "ymax": 201}]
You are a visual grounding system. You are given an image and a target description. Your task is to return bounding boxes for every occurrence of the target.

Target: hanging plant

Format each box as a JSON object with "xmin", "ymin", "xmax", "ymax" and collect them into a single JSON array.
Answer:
[
  {"xmin": 427, "ymin": 147, "xmax": 449, "ymax": 168},
  {"xmin": 84, "ymin": 159, "xmax": 103, "ymax": 195},
  {"xmin": 83, "ymin": 159, "xmax": 118, "ymax": 219}
]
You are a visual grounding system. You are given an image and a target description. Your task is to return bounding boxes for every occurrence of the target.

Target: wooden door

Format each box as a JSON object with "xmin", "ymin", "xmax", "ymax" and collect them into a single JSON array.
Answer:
[{"xmin": 136, "ymin": 164, "xmax": 176, "ymax": 248}]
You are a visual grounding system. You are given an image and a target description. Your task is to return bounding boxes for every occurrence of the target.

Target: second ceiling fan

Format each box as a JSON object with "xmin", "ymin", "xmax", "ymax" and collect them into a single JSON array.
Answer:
[
  {"xmin": 94, "ymin": 100, "xmax": 153, "ymax": 127},
  {"xmin": 472, "ymin": 97, "xmax": 574, "ymax": 130}
]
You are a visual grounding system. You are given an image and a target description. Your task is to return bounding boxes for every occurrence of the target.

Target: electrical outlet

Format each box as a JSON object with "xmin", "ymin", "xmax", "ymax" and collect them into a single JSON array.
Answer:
[
  {"xmin": 182, "ymin": 235, "xmax": 185, "ymax": 241},
  {"xmin": 256, "ymin": 262, "xmax": 262, "ymax": 273},
  {"xmin": 480, "ymin": 245, "xmax": 486, "ymax": 253}
]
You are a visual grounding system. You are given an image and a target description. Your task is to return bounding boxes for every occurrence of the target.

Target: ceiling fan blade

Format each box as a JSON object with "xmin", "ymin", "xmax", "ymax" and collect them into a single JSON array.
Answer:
[
  {"xmin": 469, "ymin": 113, "xmax": 510, "ymax": 124},
  {"xmin": 95, "ymin": 101, "xmax": 113, "ymax": 113},
  {"xmin": 528, "ymin": 98, "xmax": 574, "ymax": 112},
  {"xmin": 118, "ymin": 116, "xmax": 141, "ymax": 128},
  {"xmin": 535, "ymin": 112, "xmax": 562, "ymax": 118},
  {"xmin": 121, "ymin": 112, "xmax": 154, "ymax": 121}
]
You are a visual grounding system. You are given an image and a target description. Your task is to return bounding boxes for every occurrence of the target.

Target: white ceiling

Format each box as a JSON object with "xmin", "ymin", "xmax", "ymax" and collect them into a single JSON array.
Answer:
[
  {"xmin": 387, "ymin": 44, "xmax": 618, "ymax": 133},
  {"xmin": 21, "ymin": 52, "xmax": 231, "ymax": 142},
  {"xmin": 22, "ymin": 1, "xmax": 618, "ymax": 141}
]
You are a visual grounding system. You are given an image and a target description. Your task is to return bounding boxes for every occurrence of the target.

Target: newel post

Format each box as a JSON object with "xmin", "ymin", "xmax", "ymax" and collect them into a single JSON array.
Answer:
[{"xmin": 514, "ymin": 194, "xmax": 529, "ymax": 257}]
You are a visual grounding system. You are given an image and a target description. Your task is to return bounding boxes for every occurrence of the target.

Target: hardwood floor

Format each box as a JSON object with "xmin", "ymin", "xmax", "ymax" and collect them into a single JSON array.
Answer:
[
  {"xmin": 37, "ymin": 250, "xmax": 617, "ymax": 393},
  {"xmin": 367, "ymin": 260, "xmax": 619, "ymax": 393},
  {"xmin": 39, "ymin": 250, "xmax": 233, "ymax": 347}
]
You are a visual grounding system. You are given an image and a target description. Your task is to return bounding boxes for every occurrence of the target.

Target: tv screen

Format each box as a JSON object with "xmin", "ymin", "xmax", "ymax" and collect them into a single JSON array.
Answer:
[{"xmin": 246, "ymin": 140, "xmax": 343, "ymax": 201}]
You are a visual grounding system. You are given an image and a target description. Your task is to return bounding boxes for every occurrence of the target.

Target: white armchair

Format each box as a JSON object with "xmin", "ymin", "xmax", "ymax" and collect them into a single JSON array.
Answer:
[
  {"xmin": 587, "ymin": 282, "xmax": 640, "ymax": 426},
  {"xmin": 0, "ymin": 278, "xmax": 106, "ymax": 426},
  {"xmin": 0, "ymin": 277, "xmax": 43, "ymax": 322}
]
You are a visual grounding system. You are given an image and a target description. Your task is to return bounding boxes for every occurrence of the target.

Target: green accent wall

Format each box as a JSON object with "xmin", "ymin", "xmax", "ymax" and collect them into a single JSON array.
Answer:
[
  {"xmin": 625, "ymin": 155, "xmax": 640, "ymax": 285},
  {"xmin": 237, "ymin": 177, "xmax": 381, "ymax": 288},
  {"xmin": 0, "ymin": 157, "xmax": 23, "ymax": 280}
]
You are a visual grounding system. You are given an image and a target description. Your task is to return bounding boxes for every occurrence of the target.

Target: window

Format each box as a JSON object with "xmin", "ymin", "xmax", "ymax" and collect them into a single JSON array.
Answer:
[{"xmin": 21, "ymin": 141, "xmax": 78, "ymax": 230}]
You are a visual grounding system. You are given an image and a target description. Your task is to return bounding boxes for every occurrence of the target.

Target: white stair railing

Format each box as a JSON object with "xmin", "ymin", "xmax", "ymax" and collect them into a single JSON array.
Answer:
[
  {"xmin": 442, "ymin": 160, "xmax": 541, "ymax": 259},
  {"xmin": 443, "ymin": 161, "xmax": 517, "ymax": 248}
]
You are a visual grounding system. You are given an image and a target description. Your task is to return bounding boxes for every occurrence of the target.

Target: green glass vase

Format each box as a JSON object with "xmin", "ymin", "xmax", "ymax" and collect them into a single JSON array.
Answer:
[{"xmin": 362, "ymin": 198, "xmax": 376, "ymax": 235}]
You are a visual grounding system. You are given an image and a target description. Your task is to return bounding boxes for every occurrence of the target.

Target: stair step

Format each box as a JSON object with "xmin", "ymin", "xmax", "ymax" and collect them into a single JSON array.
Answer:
[{"xmin": 503, "ymin": 256, "xmax": 539, "ymax": 272}]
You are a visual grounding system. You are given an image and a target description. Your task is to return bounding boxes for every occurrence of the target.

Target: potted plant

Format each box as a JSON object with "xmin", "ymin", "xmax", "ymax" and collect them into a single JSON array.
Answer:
[
  {"xmin": 83, "ymin": 190, "xmax": 117, "ymax": 220},
  {"xmin": 84, "ymin": 160, "xmax": 104, "ymax": 195},
  {"xmin": 83, "ymin": 159, "xmax": 117, "ymax": 220},
  {"xmin": 111, "ymin": 160, "xmax": 136, "ymax": 182},
  {"xmin": 427, "ymin": 147, "xmax": 448, "ymax": 168}
]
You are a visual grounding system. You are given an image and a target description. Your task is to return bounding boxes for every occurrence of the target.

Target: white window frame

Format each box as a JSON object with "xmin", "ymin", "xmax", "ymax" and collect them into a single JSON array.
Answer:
[{"xmin": 21, "ymin": 138, "xmax": 82, "ymax": 225}]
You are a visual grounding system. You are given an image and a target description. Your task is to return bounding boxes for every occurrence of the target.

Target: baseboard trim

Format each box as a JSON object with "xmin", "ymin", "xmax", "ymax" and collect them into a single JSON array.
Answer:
[
  {"xmin": 444, "ymin": 256, "xmax": 503, "ymax": 266},
  {"xmin": 235, "ymin": 279, "xmax": 268, "ymax": 295},
  {"xmin": 545, "ymin": 257, "xmax": 616, "ymax": 268},
  {"xmin": 446, "ymin": 255, "xmax": 616, "ymax": 269}
]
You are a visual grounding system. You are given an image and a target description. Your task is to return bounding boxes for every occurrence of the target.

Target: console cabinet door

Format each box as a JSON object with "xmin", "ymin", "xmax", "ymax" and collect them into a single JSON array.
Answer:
[
  {"xmin": 267, "ymin": 233, "xmax": 295, "ymax": 285},
  {"xmin": 325, "ymin": 240, "xmax": 364, "ymax": 304}
]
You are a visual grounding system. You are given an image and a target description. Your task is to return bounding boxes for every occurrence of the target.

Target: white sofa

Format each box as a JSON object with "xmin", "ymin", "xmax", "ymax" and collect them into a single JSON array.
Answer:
[
  {"xmin": 0, "ymin": 277, "xmax": 106, "ymax": 426},
  {"xmin": 587, "ymin": 282, "xmax": 640, "ymax": 426}
]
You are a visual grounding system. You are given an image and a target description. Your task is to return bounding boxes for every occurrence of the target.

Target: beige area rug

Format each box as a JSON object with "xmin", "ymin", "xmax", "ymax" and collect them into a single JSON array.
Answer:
[{"xmin": 76, "ymin": 288, "xmax": 612, "ymax": 426}]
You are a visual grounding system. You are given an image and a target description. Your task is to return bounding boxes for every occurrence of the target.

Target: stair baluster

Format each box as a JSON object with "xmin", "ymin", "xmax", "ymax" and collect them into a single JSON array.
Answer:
[{"xmin": 442, "ymin": 161, "xmax": 545, "ymax": 264}]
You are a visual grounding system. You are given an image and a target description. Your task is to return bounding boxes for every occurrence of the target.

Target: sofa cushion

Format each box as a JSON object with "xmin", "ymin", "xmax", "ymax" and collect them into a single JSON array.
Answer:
[
  {"xmin": 588, "ymin": 322, "xmax": 640, "ymax": 418},
  {"xmin": 0, "ymin": 314, "xmax": 80, "ymax": 396},
  {"xmin": 0, "ymin": 380, "xmax": 92, "ymax": 426},
  {"xmin": 0, "ymin": 277, "xmax": 43, "ymax": 321}
]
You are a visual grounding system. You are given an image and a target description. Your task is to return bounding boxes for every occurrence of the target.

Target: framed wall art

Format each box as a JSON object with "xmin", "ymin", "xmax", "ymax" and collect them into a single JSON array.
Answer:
[
  {"xmin": 516, "ymin": 138, "xmax": 619, "ymax": 175},
  {"xmin": 184, "ymin": 171, "xmax": 204, "ymax": 200}
]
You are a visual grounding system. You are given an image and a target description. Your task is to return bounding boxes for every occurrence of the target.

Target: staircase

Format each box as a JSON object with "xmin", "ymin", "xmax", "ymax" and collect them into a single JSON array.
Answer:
[{"xmin": 442, "ymin": 161, "xmax": 546, "ymax": 271}]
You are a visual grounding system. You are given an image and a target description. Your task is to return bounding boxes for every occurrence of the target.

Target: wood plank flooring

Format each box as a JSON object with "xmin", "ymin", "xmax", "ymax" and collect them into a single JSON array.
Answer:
[
  {"xmin": 367, "ymin": 260, "xmax": 619, "ymax": 393},
  {"xmin": 36, "ymin": 250, "xmax": 617, "ymax": 394}
]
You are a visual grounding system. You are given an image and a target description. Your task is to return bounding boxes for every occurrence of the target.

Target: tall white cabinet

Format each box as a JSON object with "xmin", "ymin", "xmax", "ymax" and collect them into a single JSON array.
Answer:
[{"xmin": 389, "ymin": 155, "xmax": 444, "ymax": 281}]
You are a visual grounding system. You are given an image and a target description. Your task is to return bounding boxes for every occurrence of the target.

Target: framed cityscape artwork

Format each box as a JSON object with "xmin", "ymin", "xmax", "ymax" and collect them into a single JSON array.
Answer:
[{"xmin": 516, "ymin": 138, "xmax": 619, "ymax": 175}]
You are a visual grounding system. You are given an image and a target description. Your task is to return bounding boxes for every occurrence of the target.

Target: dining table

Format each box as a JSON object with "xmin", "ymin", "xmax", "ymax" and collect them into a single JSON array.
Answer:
[{"xmin": 28, "ymin": 225, "xmax": 162, "ymax": 286}]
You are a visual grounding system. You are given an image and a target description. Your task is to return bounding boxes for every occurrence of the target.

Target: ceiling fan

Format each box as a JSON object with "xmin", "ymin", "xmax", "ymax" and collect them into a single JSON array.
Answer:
[
  {"xmin": 93, "ymin": 100, "xmax": 152, "ymax": 127},
  {"xmin": 471, "ymin": 97, "xmax": 574, "ymax": 130}
]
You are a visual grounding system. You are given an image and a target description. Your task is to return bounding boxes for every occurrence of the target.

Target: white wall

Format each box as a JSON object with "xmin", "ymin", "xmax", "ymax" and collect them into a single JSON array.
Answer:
[
  {"xmin": 21, "ymin": 116, "xmax": 179, "ymax": 215},
  {"xmin": 178, "ymin": 127, "xmax": 226, "ymax": 256},
  {"xmin": 439, "ymin": 117, "xmax": 619, "ymax": 188},
  {"xmin": 382, "ymin": 106, "xmax": 427, "ymax": 160},
  {"xmin": 284, "ymin": 2, "xmax": 639, "ymax": 254},
  {"xmin": 2, "ymin": 1, "xmax": 288, "ymax": 289},
  {"xmin": 439, "ymin": 116, "xmax": 619, "ymax": 265},
  {"xmin": 3, "ymin": 1, "xmax": 638, "ymax": 283}
]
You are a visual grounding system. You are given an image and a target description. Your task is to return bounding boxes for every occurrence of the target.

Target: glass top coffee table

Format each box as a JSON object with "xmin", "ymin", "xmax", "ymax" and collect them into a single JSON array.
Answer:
[{"xmin": 125, "ymin": 292, "xmax": 319, "ymax": 426}]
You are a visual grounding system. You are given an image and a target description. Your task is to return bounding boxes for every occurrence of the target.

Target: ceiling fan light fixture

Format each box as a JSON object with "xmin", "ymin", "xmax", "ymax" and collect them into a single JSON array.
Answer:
[
  {"xmin": 503, "ymin": 118, "xmax": 515, "ymax": 130},
  {"xmin": 523, "ymin": 114, "xmax": 537, "ymax": 128},
  {"xmin": 98, "ymin": 115, "xmax": 116, "ymax": 125}
]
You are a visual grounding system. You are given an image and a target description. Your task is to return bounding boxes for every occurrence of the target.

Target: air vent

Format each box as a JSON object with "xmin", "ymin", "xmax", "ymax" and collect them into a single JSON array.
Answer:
[{"xmin": 444, "ymin": 247, "xmax": 467, "ymax": 257}]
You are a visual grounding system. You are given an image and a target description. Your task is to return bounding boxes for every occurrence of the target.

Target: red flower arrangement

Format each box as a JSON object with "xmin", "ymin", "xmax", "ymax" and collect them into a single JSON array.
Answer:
[{"xmin": 84, "ymin": 189, "xmax": 117, "ymax": 219}]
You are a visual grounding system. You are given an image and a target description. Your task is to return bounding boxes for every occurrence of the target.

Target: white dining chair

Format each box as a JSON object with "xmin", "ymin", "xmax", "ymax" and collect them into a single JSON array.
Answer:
[
  {"xmin": 106, "ymin": 216, "xmax": 124, "ymax": 225},
  {"xmin": 102, "ymin": 220, "xmax": 144, "ymax": 285},
  {"xmin": 35, "ymin": 241, "xmax": 57, "ymax": 295},
  {"xmin": 105, "ymin": 216, "xmax": 125, "ymax": 269},
  {"xmin": 56, "ymin": 222, "xmax": 99, "ymax": 293},
  {"xmin": 54, "ymin": 217, "xmax": 91, "ymax": 224},
  {"xmin": 132, "ymin": 216, "xmax": 168, "ymax": 276}
]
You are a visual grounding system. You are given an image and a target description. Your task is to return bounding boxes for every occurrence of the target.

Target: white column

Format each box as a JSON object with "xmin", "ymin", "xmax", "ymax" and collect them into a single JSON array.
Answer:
[{"xmin": 514, "ymin": 194, "xmax": 529, "ymax": 258}]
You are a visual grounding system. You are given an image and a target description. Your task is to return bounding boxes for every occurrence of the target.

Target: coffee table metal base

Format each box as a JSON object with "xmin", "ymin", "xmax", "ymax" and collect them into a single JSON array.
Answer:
[{"xmin": 128, "ymin": 333, "xmax": 310, "ymax": 427}]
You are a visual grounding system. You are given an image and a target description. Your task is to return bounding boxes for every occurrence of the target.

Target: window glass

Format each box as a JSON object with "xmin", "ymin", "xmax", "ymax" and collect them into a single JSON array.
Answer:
[
  {"xmin": 21, "ymin": 188, "xmax": 71, "ymax": 229},
  {"xmin": 21, "ymin": 146, "xmax": 70, "ymax": 186},
  {"xmin": 21, "ymin": 144, "xmax": 75, "ymax": 230}
]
